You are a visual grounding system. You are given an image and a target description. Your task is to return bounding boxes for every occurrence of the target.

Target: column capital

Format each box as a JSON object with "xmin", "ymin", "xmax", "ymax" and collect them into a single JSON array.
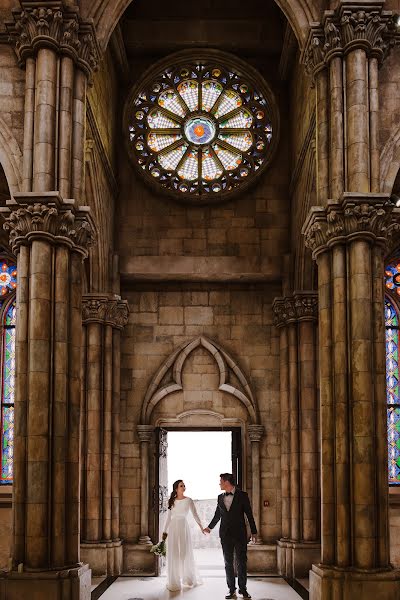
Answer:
[
  {"xmin": 5, "ymin": 1, "xmax": 101, "ymax": 76},
  {"xmin": 302, "ymin": 3, "xmax": 397, "ymax": 76},
  {"xmin": 272, "ymin": 297, "xmax": 297, "ymax": 328},
  {"xmin": 82, "ymin": 294, "xmax": 129, "ymax": 329},
  {"xmin": 248, "ymin": 424, "xmax": 264, "ymax": 442},
  {"xmin": 302, "ymin": 193, "xmax": 400, "ymax": 260},
  {"xmin": 137, "ymin": 424, "xmax": 154, "ymax": 443},
  {"xmin": 1, "ymin": 192, "xmax": 95, "ymax": 256},
  {"xmin": 273, "ymin": 292, "xmax": 318, "ymax": 327}
]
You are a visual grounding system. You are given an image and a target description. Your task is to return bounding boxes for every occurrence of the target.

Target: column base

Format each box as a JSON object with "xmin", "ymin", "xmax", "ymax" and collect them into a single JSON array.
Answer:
[
  {"xmin": 310, "ymin": 563, "xmax": 400, "ymax": 600},
  {"xmin": 247, "ymin": 543, "xmax": 277, "ymax": 574},
  {"xmin": 123, "ymin": 542, "xmax": 156, "ymax": 575},
  {"xmin": 80, "ymin": 539, "xmax": 123, "ymax": 576},
  {"xmin": 277, "ymin": 539, "xmax": 321, "ymax": 578},
  {"xmin": 0, "ymin": 563, "xmax": 91, "ymax": 600}
]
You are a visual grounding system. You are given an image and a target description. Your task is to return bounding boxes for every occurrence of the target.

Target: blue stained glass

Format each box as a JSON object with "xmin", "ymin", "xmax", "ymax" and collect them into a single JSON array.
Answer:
[
  {"xmin": 388, "ymin": 407, "xmax": 400, "ymax": 485},
  {"xmin": 386, "ymin": 295, "xmax": 400, "ymax": 485},
  {"xmin": 0, "ymin": 300, "xmax": 16, "ymax": 484},
  {"xmin": 0, "ymin": 262, "xmax": 16, "ymax": 298}
]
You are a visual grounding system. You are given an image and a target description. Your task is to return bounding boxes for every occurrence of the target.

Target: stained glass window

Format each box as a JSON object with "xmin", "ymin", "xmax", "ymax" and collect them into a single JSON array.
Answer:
[
  {"xmin": 0, "ymin": 259, "xmax": 17, "ymax": 485},
  {"xmin": 125, "ymin": 52, "xmax": 278, "ymax": 202},
  {"xmin": 385, "ymin": 294, "xmax": 400, "ymax": 485}
]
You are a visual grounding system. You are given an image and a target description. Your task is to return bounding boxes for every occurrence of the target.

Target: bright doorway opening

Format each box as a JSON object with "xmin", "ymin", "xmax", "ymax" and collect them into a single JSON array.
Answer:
[{"xmin": 156, "ymin": 428, "xmax": 242, "ymax": 571}]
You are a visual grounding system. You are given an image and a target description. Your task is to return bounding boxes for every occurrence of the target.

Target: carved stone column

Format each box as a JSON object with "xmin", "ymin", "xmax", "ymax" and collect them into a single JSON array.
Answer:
[
  {"xmin": 0, "ymin": 193, "xmax": 93, "ymax": 600},
  {"xmin": 273, "ymin": 292, "xmax": 320, "ymax": 578},
  {"xmin": 303, "ymin": 194, "xmax": 400, "ymax": 600},
  {"xmin": 302, "ymin": 3, "xmax": 396, "ymax": 202},
  {"xmin": 80, "ymin": 295, "xmax": 129, "ymax": 576},
  {"xmin": 6, "ymin": 1, "xmax": 100, "ymax": 198},
  {"xmin": 137, "ymin": 425, "xmax": 155, "ymax": 545},
  {"xmin": 248, "ymin": 424, "xmax": 264, "ymax": 544}
]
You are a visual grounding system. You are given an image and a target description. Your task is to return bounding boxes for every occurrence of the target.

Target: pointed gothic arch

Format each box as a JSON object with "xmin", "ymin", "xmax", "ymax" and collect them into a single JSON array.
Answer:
[
  {"xmin": 141, "ymin": 336, "xmax": 259, "ymax": 424},
  {"xmin": 82, "ymin": 0, "xmax": 318, "ymax": 52}
]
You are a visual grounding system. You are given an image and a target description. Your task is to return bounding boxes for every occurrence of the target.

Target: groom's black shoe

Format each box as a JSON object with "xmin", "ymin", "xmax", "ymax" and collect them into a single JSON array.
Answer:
[
  {"xmin": 225, "ymin": 592, "xmax": 236, "ymax": 599},
  {"xmin": 239, "ymin": 591, "xmax": 252, "ymax": 599}
]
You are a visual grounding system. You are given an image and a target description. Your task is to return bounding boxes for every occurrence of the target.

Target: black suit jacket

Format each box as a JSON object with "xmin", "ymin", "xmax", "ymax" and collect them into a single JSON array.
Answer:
[{"xmin": 208, "ymin": 489, "xmax": 257, "ymax": 542}]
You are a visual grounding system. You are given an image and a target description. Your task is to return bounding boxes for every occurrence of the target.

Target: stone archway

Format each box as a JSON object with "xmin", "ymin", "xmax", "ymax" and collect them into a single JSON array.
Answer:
[
  {"xmin": 136, "ymin": 336, "xmax": 266, "ymax": 562},
  {"xmin": 380, "ymin": 125, "xmax": 400, "ymax": 195},
  {"xmin": 81, "ymin": 0, "xmax": 319, "ymax": 52},
  {"xmin": 140, "ymin": 335, "xmax": 258, "ymax": 425}
]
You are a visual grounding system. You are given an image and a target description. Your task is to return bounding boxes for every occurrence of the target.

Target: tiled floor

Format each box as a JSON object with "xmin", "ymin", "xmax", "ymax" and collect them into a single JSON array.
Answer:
[
  {"xmin": 91, "ymin": 548, "xmax": 305, "ymax": 599},
  {"xmin": 96, "ymin": 575, "xmax": 303, "ymax": 599}
]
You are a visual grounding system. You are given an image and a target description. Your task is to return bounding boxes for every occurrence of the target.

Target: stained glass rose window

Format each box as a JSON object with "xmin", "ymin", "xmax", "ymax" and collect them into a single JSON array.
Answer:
[{"xmin": 125, "ymin": 51, "xmax": 278, "ymax": 203}]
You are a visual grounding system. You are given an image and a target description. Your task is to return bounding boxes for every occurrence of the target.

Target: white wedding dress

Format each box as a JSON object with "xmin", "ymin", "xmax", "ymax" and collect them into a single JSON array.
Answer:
[{"xmin": 163, "ymin": 497, "xmax": 203, "ymax": 591}]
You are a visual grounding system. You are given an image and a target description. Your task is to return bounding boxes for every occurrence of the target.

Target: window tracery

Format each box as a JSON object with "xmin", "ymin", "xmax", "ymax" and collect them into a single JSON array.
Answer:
[{"xmin": 125, "ymin": 52, "xmax": 278, "ymax": 203}]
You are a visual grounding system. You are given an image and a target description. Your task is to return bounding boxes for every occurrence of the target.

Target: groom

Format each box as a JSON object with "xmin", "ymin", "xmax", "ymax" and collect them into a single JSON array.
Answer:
[{"xmin": 204, "ymin": 473, "xmax": 257, "ymax": 600}]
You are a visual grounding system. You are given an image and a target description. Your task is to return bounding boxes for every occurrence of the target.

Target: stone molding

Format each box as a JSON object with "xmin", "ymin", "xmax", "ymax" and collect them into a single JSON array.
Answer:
[
  {"xmin": 137, "ymin": 424, "xmax": 154, "ymax": 443},
  {"xmin": 302, "ymin": 193, "xmax": 400, "ymax": 260},
  {"xmin": 302, "ymin": 3, "xmax": 397, "ymax": 76},
  {"xmin": 141, "ymin": 336, "xmax": 259, "ymax": 425},
  {"xmin": 6, "ymin": 1, "xmax": 100, "ymax": 76},
  {"xmin": 82, "ymin": 293, "xmax": 129, "ymax": 329},
  {"xmin": 0, "ymin": 192, "xmax": 95, "ymax": 256},
  {"xmin": 248, "ymin": 424, "xmax": 264, "ymax": 442},
  {"xmin": 273, "ymin": 291, "xmax": 318, "ymax": 328}
]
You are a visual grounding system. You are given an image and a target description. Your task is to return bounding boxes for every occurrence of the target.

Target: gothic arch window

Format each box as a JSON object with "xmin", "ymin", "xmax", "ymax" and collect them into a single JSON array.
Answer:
[{"xmin": 0, "ymin": 259, "xmax": 17, "ymax": 485}]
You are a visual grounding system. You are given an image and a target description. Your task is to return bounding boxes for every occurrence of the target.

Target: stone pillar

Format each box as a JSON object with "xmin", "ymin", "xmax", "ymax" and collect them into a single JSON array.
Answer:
[
  {"xmin": 80, "ymin": 295, "xmax": 129, "ymax": 576},
  {"xmin": 248, "ymin": 424, "xmax": 264, "ymax": 544},
  {"xmin": 302, "ymin": 4, "xmax": 396, "ymax": 201},
  {"xmin": 6, "ymin": 1, "xmax": 100, "ymax": 196},
  {"xmin": 137, "ymin": 425, "xmax": 155, "ymax": 545},
  {"xmin": 302, "ymin": 194, "xmax": 400, "ymax": 600},
  {"xmin": 0, "ymin": 193, "xmax": 94, "ymax": 600},
  {"xmin": 273, "ymin": 293, "xmax": 320, "ymax": 578}
]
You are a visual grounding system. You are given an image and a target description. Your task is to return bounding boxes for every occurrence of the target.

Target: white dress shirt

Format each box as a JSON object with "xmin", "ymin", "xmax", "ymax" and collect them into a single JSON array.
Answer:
[{"xmin": 223, "ymin": 487, "xmax": 236, "ymax": 511}]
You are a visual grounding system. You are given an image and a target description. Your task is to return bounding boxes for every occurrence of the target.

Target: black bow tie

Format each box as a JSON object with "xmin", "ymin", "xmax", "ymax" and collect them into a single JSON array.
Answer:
[{"xmin": 225, "ymin": 492, "xmax": 233, "ymax": 496}]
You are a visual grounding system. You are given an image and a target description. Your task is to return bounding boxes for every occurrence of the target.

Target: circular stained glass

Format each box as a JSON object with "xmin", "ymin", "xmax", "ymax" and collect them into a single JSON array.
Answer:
[
  {"xmin": 184, "ymin": 116, "xmax": 216, "ymax": 145},
  {"xmin": 124, "ymin": 50, "xmax": 279, "ymax": 203}
]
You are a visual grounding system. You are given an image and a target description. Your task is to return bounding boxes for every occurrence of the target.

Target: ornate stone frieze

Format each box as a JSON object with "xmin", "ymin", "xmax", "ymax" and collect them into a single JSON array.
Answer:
[
  {"xmin": 82, "ymin": 294, "xmax": 129, "ymax": 329},
  {"xmin": 272, "ymin": 297, "xmax": 297, "ymax": 328},
  {"xmin": 302, "ymin": 4, "xmax": 397, "ymax": 75},
  {"xmin": 82, "ymin": 295, "xmax": 109, "ymax": 324},
  {"xmin": 6, "ymin": 1, "xmax": 100, "ymax": 75},
  {"xmin": 293, "ymin": 292, "xmax": 318, "ymax": 321},
  {"xmin": 273, "ymin": 292, "xmax": 318, "ymax": 328},
  {"xmin": 1, "ymin": 192, "xmax": 95, "ymax": 255},
  {"xmin": 105, "ymin": 299, "xmax": 129, "ymax": 330},
  {"xmin": 302, "ymin": 193, "xmax": 400, "ymax": 259}
]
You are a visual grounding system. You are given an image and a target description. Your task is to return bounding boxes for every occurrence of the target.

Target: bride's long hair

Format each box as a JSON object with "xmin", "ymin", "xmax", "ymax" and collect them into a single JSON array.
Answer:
[{"xmin": 168, "ymin": 479, "xmax": 183, "ymax": 510}]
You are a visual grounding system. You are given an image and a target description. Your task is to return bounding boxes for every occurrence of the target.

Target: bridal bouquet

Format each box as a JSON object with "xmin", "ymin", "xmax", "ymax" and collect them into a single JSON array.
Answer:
[{"xmin": 150, "ymin": 539, "xmax": 166, "ymax": 557}]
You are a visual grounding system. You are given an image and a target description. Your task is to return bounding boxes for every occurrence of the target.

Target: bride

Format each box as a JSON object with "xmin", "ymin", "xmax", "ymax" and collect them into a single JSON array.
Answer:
[{"xmin": 162, "ymin": 479, "xmax": 204, "ymax": 591}]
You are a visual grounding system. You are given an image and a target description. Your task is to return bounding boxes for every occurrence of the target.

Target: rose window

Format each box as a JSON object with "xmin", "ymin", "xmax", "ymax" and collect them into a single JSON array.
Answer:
[{"xmin": 125, "ymin": 52, "xmax": 278, "ymax": 202}]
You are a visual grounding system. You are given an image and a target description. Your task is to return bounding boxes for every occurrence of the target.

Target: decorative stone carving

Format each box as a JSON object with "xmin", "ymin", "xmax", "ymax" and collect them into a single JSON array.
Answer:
[
  {"xmin": 302, "ymin": 4, "xmax": 397, "ymax": 75},
  {"xmin": 105, "ymin": 299, "xmax": 129, "ymax": 330},
  {"xmin": 6, "ymin": 1, "xmax": 100, "ymax": 75},
  {"xmin": 302, "ymin": 193, "xmax": 400, "ymax": 259},
  {"xmin": 273, "ymin": 293, "xmax": 318, "ymax": 327},
  {"xmin": 272, "ymin": 297, "xmax": 296, "ymax": 328},
  {"xmin": 82, "ymin": 296, "xmax": 109, "ymax": 324},
  {"xmin": 0, "ymin": 192, "xmax": 94, "ymax": 255},
  {"xmin": 82, "ymin": 294, "xmax": 129, "ymax": 328}
]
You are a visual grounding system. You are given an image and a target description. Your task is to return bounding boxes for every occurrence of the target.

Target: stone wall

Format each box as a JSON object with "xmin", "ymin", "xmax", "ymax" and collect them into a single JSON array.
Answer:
[{"xmin": 120, "ymin": 284, "xmax": 282, "ymax": 544}]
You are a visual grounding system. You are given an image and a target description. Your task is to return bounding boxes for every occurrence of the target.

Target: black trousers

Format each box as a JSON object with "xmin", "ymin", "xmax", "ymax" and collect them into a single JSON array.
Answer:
[{"xmin": 221, "ymin": 536, "xmax": 247, "ymax": 593}]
